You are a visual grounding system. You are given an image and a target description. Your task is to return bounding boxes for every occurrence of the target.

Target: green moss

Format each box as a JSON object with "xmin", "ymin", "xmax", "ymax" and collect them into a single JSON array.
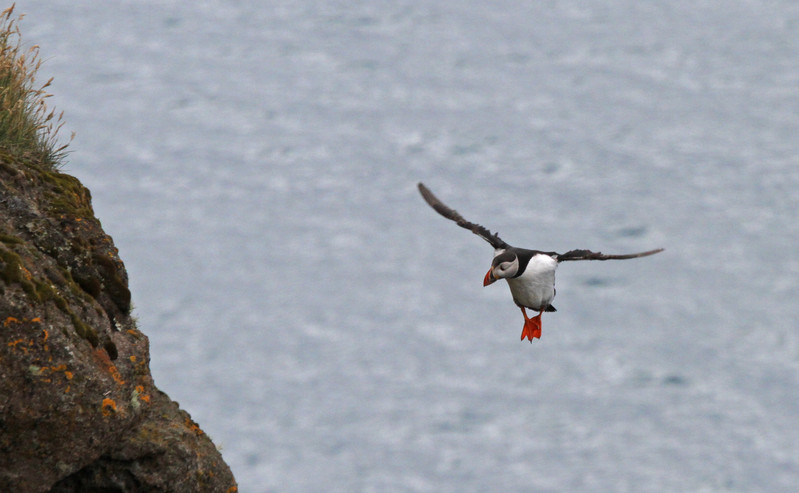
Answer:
[
  {"xmin": 0, "ymin": 232, "xmax": 23, "ymax": 244},
  {"xmin": 74, "ymin": 274, "xmax": 101, "ymax": 298},
  {"xmin": 1, "ymin": 245, "xmax": 99, "ymax": 347},
  {"xmin": 54, "ymin": 294, "xmax": 69, "ymax": 312},
  {"xmin": 40, "ymin": 171, "xmax": 95, "ymax": 218},
  {"xmin": 0, "ymin": 153, "xmax": 18, "ymax": 175},
  {"xmin": 33, "ymin": 279, "xmax": 57, "ymax": 302},
  {"xmin": 68, "ymin": 313, "xmax": 86, "ymax": 338},
  {"xmin": 69, "ymin": 312, "xmax": 98, "ymax": 347},
  {"xmin": 0, "ymin": 246, "xmax": 35, "ymax": 295},
  {"xmin": 60, "ymin": 294, "xmax": 100, "ymax": 348},
  {"xmin": 0, "ymin": 247, "xmax": 21, "ymax": 281},
  {"xmin": 54, "ymin": 266, "xmax": 96, "ymax": 306}
]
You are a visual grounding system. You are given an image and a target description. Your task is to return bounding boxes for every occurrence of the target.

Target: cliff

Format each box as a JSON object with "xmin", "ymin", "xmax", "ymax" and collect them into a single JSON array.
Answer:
[
  {"xmin": 0, "ymin": 8, "xmax": 237, "ymax": 490},
  {"xmin": 0, "ymin": 153, "xmax": 238, "ymax": 492}
]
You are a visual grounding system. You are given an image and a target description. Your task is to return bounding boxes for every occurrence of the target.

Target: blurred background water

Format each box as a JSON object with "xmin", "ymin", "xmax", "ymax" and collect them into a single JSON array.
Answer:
[{"xmin": 17, "ymin": 1, "xmax": 799, "ymax": 491}]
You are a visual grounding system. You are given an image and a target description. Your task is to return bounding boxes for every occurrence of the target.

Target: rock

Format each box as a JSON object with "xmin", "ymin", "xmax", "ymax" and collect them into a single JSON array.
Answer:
[{"xmin": 0, "ymin": 154, "xmax": 238, "ymax": 492}]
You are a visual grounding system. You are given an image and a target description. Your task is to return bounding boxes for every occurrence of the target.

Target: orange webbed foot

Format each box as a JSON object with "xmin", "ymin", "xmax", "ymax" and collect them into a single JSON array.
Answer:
[{"xmin": 519, "ymin": 309, "xmax": 543, "ymax": 343}]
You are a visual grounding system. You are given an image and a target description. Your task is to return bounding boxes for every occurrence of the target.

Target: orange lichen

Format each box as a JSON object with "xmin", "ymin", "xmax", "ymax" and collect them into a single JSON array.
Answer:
[
  {"xmin": 109, "ymin": 366, "xmax": 125, "ymax": 384},
  {"xmin": 134, "ymin": 384, "xmax": 151, "ymax": 404},
  {"xmin": 5, "ymin": 320, "xmax": 48, "ymax": 356},
  {"xmin": 32, "ymin": 364, "xmax": 73, "ymax": 389},
  {"xmin": 7, "ymin": 338, "xmax": 32, "ymax": 354},
  {"xmin": 102, "ymin": 397, "xmax": 117, "ymax": 416},
  {"xmin": 93, "ymin": 347, "xmax": 126, "ymax": 385},
  {"xmin": 185, "ymin": 417, "xmax": 205, "ymax": 436},
  {"xmin": 4, "ymin": 316, "xmax": 43, "ymax": 327},
  {"xmin": 129, "ymin": 355, "xmax": 137, "ymax": 363},
  {"xmin": 226, "ymin": 486, "xmax": 239, "ymax": 493},
  {"xmin": 108, "ymin": 365, "xmax": 125, "ymax": 384}
]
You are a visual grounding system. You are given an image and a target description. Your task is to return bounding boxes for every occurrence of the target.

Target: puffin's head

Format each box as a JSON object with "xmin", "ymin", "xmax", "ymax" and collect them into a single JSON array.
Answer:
[{"xmin": 483, "ymin": 250, "xmax": 519, "ymax": 286}]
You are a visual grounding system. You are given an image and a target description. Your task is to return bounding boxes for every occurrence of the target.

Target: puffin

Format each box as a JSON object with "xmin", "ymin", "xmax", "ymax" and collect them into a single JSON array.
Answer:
[{"xmin": 418, "ymin": 182, "xmax": 663, "ymax": 342}]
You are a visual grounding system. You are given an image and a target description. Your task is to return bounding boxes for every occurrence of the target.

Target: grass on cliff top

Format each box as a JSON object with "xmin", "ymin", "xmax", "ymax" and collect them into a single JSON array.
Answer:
[{"xmin": 0, "ymin": 4, "xmax": 70, "ymax": 169}]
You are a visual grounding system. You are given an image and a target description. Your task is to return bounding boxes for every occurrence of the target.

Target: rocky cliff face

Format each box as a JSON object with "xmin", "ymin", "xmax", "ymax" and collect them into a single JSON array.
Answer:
[{"xmin": 0, "ymin": 154, "xmax": 237, "ymax": 492}]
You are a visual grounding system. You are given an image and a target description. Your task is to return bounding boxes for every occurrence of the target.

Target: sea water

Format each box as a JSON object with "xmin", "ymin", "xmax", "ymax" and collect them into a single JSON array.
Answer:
[{"xmin": 20, "ymin": 2, "xmax": 799, "ymax": 491}]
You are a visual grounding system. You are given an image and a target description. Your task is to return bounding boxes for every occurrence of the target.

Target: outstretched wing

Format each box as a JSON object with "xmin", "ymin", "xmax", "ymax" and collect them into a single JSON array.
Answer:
[
  {"xmin": 418, "ymin": 182, "xmax": 510, "ymax": 250},
  {"xmin": 556, "ymin": 248, "xmax": 664, "ymax": 262}
]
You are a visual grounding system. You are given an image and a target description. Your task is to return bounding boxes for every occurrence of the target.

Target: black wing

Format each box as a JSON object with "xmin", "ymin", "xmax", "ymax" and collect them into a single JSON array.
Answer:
[
  {"xmin": 418, "ymin": 182, "xmax": 509, "ymax": 250},
  {"xmin": 556, "ymin": 248, "xmax": 664, "ymax": 262}
]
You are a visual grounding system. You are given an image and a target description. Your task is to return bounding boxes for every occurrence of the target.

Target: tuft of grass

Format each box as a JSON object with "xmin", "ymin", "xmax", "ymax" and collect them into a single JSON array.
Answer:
[{"xmin": 0, "ymin": 4, "xmax": 71, "ymax": 169}]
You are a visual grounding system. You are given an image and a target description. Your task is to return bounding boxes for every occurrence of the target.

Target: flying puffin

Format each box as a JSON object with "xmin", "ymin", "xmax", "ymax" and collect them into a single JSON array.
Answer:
[{"xmin": 418, "ymin": 182, "xmax": 663, "ymax": 342}]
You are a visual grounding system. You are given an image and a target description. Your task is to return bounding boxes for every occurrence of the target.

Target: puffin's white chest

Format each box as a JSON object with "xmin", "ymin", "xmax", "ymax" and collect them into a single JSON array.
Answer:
[{"xmin": 506, "ymin": 254, "xmax": 557, "ymax": 310}]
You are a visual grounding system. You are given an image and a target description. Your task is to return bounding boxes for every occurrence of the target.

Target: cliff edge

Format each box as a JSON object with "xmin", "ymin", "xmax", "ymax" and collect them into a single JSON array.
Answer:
[
  {"xmin": 0, "ymin": 154, "xmax": 238, "ymax": 492},
  {"xmin": 0, "ymin": 7, "xmax": 237, "ymax": 491}
]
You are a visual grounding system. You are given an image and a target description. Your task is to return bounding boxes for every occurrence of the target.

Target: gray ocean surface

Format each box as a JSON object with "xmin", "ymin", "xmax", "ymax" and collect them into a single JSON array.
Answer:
[{"xmin": 19, "ymin": 1, "xmax": 799, "ymax": 491}]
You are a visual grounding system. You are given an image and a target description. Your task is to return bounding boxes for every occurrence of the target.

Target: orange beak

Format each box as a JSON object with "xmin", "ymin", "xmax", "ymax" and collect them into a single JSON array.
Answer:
[{"xmin": 483, "ymin": 268, "xmax": 496, "ymax": 286}]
